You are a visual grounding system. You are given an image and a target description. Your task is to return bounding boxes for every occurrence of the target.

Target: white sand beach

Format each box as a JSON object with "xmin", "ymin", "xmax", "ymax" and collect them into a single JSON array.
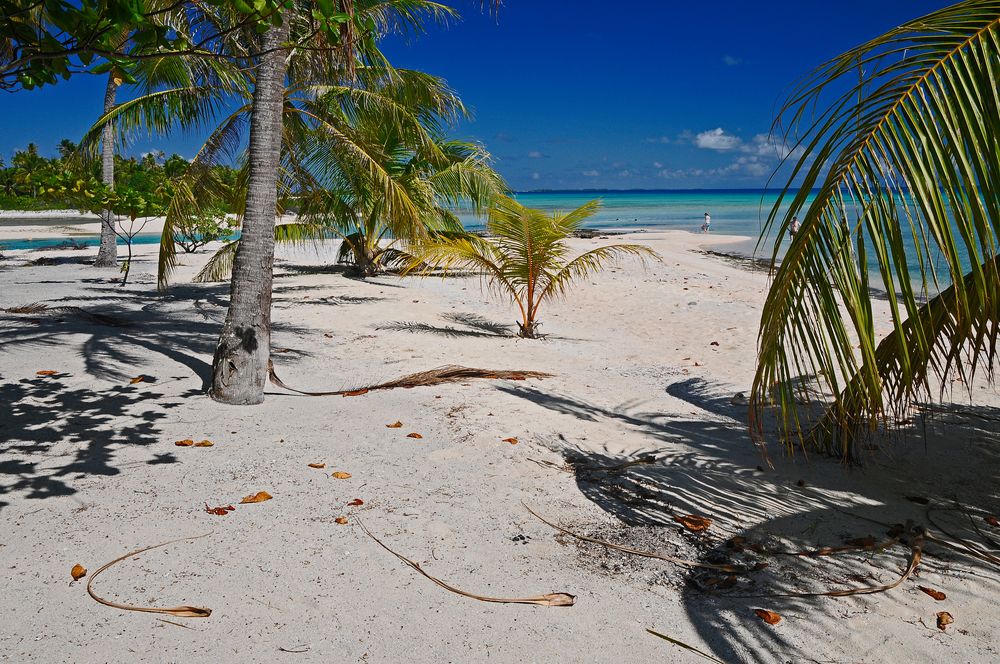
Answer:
[{"xmin": 2, "ymin": 228, "xmax": 999, "ymax": 663}]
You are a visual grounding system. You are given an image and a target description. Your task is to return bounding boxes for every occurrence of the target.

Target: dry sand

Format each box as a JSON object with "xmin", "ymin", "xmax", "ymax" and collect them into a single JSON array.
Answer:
[{"xmin": 1, "ymin": 227, "xmax": 999, "ymax": 663}]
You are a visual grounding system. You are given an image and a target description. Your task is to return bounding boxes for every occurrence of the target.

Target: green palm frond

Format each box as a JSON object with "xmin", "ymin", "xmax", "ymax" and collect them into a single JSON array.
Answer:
[
  {"xmin": 751, "ymin": 0, "xmax": 1000, "ymax": 458},
  {"xmin": 407, "ymin": 198, "xmax": 659, "ymax": 337},
  {"xmin": 193, "ymin": 239, "xmax": 239, "ymax": 283}
]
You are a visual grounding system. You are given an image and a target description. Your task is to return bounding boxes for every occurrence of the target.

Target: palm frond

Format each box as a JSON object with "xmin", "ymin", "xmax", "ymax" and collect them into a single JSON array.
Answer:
[{"xmin": 751, "ymin": 1, "xmax": 1000, "ymax": 457}]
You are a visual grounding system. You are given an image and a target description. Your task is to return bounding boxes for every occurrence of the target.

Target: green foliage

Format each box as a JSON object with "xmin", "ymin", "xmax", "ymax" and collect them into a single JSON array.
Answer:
[
  {"xmin": 406, "ymin": 197, "xmax": 660, "ymax": 338},
  {"xmin": 751, "ymin": 0, "xmax": 1000, "ymax": 459},
  {"xmin": 174, "ymin": 205, "xmax": 237, "ymax": 253},
  {"xmin": 0, "ymin": 144, "xmax": 239, "ymax": 214},
  {"xmin": 0, "ymin": 0, "xmax": 362, "ymax": 91}
]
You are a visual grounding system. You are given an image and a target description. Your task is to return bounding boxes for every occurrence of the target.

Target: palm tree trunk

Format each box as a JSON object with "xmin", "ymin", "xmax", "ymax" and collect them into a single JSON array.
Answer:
[
  {"xmin": 209, "ymin": 18, "xmax": 290, "ymax": 405},
  {"xmin": 95, "ymin": 73, "xmax": 118, "ymax": 267}
]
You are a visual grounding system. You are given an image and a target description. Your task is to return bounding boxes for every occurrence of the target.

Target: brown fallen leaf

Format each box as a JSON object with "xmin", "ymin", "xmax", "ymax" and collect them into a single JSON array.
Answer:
[
  {"xmin": 36, "ymin": 370, "xmax": 58, "ymax": 376},
  {"xmin": 385, "ymin": 421, "xmax": 403, "ymax": 428},
  {"xmin": 342, "ymin": 388, "xmax": 369, "ymax": 397},
  {"xmin": 406, "ymin": 432, "xmax": 423, "ymax": 439},
  {"xmin": 985, "ymin": 516, "xmax": 999, "ymax": 527},
  {"xmin": 347, "ymin": 499, "xmax": 364, "ymax": 506},
  {"xmin": 204, "ymin": 503, "xmax": 234, "ymax": 516},
  {"xmin": 335, "ymin": 517, "xmax": 348, "ymax": 525},
  {"xmin": 129, "ymin": 375, "xmax": 147, "ymax": 384},
  {"xmin": 239, "ymin": 491, "xmax": 273, "ymax": 504},
  {"xmin": 936, "ymin": 611, "xmax": 954, "ymax": 630},
  {"xmin": 87, "ymin": 534, "xmax": 212, "ymax": 618},
  {"xmin": 845, "ymin": 536, "xmax": 876, "ymax": 547},
  {"xmin": 754, "ymin": 609, "xmax": 782, "ymax": 625},
  {"xmin": 674, "ymin": 514, "xmax": 712, "ymax": 532},
  {"xmin": 503, "ymin": 437, "xmax": 519, "ymax": 445},
  {"xmin": 174, "ymin": 439, "xmax": 194, "ymax": 447},
  {"xmin": 359, "ymin": 521, "xmax": 574, "ymax": 606},
  {"xmin": 194, "ymin": 440, "xmax": 214, "ymax": 447},
  {"xmin": 919, "ymin": 586, "xmax": 946, "ymax": 601},
  {"xmin": 307, "ymin": 462, "xmax": 326, "ymax": 469},
  {"xmin": 71, "ymin": 564, "xmax": 87, "ymax": 581},
  {"xmin": 332, "ymin": 472, "xmax": 352, "ymax": 480}
]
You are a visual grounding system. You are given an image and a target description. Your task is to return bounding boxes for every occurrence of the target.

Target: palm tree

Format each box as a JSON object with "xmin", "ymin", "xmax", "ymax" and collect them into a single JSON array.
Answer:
[
  {"xmin": 190, "ymin": 79, "xmax": 508, "ymax": 283},
  {"xmin": 97, "ymin": 1, "xmax": 458, "ymax": 404},
  {"xmin": 750, "ymin": 0, "xmax": 1000, "ymax": 459},
  {"xmin": 406, "ymin": 197, "xmax": 659, "ymax": 338}
]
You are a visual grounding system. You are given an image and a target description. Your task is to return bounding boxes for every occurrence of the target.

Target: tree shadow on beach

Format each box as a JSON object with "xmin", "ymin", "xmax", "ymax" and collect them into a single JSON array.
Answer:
[
  {"xmin": 379, "ymin": 312, "xmax": 515, "ymax": 339},
  {"xmin": 0, "ymin": 283, "xmax": 313, "ymax": 389},
  {"xmin": 0, "ymin": 373, "xmax": 182, "ymax": 512},
  {"xmin": 498, "ymin": 379, "xmax": 1000, "ymax": 663}
]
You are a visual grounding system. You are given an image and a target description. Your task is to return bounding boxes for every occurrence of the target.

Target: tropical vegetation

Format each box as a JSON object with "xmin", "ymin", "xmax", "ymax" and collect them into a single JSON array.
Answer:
[
  {"xmin": 405, "ymin": 197, "xmax": 660, "ymax": 338},
  {"xmin": 751, "ymin": 0, "xmax": 1000, "ymax": 459}
]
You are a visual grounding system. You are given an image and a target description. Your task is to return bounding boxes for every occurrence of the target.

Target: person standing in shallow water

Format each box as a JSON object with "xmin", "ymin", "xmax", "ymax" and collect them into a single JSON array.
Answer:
[
  {"xmin": 702, "ymin": 211, "xmax": 711, "ymax": 233},
  {"xmin": 790, "ymin": 216, "xmax": 800, "ymax": 237}
]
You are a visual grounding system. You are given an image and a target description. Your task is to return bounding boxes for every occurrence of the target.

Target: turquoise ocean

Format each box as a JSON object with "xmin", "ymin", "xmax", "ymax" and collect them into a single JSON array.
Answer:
[
  {"xmin": 0, "ymin": 190, "xmax": 791, "ymax": 253},
  {"xmin": 0, "ymin": 190, "xmax": 968, "ymax": 289}
]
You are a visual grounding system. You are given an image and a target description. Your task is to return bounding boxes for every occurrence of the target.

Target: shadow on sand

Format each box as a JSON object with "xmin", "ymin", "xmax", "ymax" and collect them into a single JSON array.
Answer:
[{"xmin": 499, "ymin": 378, "xmax": 1000, "ymax": 662}]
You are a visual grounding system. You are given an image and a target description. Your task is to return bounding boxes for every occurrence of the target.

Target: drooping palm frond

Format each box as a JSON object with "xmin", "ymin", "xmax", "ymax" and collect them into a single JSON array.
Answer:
[
  {"xmin": 751, "ymin": 0, "xmax": 1000, "ymax": 458},
  {"xmin": 193, "ymin": 238, "xmax": 239, "ymax": 283}
]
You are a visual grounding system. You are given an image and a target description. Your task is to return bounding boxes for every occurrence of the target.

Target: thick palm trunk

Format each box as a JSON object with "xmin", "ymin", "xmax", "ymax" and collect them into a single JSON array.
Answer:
[
  {"xmin": 210, "ymin": 18, "xmax": 290, "ymax": 404},
  {"xmin": 94, "ymin": 73, "xmax": 118, "ymax": 267}
]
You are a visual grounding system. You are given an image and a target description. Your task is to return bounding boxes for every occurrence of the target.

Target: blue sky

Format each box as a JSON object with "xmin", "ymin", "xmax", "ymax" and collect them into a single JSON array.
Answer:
[{"xmin": 0, "ymin": 0, "xmax": 945, "ymax": 189}]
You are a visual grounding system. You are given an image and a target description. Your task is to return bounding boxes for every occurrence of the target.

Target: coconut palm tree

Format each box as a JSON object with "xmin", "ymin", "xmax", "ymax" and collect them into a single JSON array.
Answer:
[
  {"xmin": 750, "ymin": 0, "xmax": 1000, "ymax": 459},
  {"xmin": 84, "ymin": 1, "xmax": 461, "ymax": 404},
  {"xmin": 190, "ymin": 80, "xmax": 508, "ymax": 283},
  {"xmin": 405, "ymin": 197, "xmax": 659, "ymax": 338}
]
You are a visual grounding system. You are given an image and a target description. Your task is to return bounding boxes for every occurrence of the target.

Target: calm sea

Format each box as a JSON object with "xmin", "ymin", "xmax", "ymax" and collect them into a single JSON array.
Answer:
[
  {"xmin": 0, "ymin": 191, "xmax": 968, "ymax": 289},
  {"xmin": 1, "ymin": 190, "xmax": 791, "ymax": 253}
]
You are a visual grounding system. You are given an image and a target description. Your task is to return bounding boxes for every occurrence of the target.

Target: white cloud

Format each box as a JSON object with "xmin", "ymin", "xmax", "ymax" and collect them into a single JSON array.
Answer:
[
  {"xmin": 531, "ymin": 172, "xmax": 540, "ymax": 180},
  {"xmin": 722, "ymin": 55, "xmax": 742, "ymax": 66},
  {"xmin": 527, "ymin": 150, "xmax": 545, "ymax": 158},
  {"xmin": 582, "ymin": 169, "xmax": 600, "ymax": 177},
  {"xmin": 645, "ymin": 136, "xmax": 671, "ymax": 144},
  {"xmin": 695, "ymin": 128, "xmax": 742, "ymax": 151},
  {"xmin": 653, "ymin": 161, "xmax": 663, "ymax": 169}
]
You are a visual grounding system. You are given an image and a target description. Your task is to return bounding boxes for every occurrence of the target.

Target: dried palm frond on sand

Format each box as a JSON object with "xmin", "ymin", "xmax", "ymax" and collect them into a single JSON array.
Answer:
[{"xmin": 268, "ymin": 360, "xmax": 551, "ymax": 396}]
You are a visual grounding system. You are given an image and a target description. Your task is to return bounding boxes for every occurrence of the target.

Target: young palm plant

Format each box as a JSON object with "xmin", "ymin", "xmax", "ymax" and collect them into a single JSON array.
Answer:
[
  {"xmin": 406, "ymin": 197, "xmax": 659, "ymax": 338},
  {"xmin": 751, "ymin": 0, "xmax": 1000, "ymax": 459}
]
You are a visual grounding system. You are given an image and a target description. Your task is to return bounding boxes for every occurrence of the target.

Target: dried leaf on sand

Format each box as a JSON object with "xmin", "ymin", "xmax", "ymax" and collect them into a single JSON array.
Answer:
[
  {"xmin": 332, "ymin": 472, "xmax": 352, "ymax": 480},
  {"xmin": 335, "ymin": 517, "xmax": 349, "ymax": 525},
  {"xmin": 239, "ymin": 491, "xmax": 272, "ymax": 504},
  {"xmin": 386, "ymin": 421, "xmax": 403, "ymax": 428},
  {"xmin": 406, "ymin": 432, "xmax": 423, "ymax": 439},
  {"xmin": 86, "ymin": 534, "xmax": 212, "ymax": 618},
  {"xmin": 754, "ymin": 609, "xmax": 782, "ymax": 625},
  {"xmin": 36, "ymin": 370, "xmax": 58, "ymax": 376},
  {"xmin": 936, "ymin": 611, "xmax": 954, "ymax": 630},
  {"xmin": 204, "ymin": 503, "xmax": 234, "ymax": 516},
  {"xmin": 71, "ymin": 564, "xmax": 87, "ymax": 581},
  {"xmin": 919, "ymin": 586, "xmax": 946, "ymax": 601},
  {"xmin": 674, "ymin": 515, "xmax": 712, "ymax": 532},
  {"xmin": 129, "ymin": 375, "xmax": 148, "ymax": 384},
  {"xmin": 269, "ymin": 361, "xmax": 551, "ymax": 397},
  {"xmin": 174, "ymin": 439, "xmax": 194, "ymax": 447},
  {"xmin": 307, "ymin": 463, "xmax": 326, "ymax": 469},
  {"xmin": 347, "ymin": 499, "xmax": 364, "ymax": 506},
  {"xmin": 359, "ymin": 521, "xmax": 574, "ymax": 606},
  {"xmin": 503, "ymin": 437, "xmax": 519, "ymax": 445},
  {"xmin": 194, "ymin": 440, "xmax": 214, "ymax": 447}
]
